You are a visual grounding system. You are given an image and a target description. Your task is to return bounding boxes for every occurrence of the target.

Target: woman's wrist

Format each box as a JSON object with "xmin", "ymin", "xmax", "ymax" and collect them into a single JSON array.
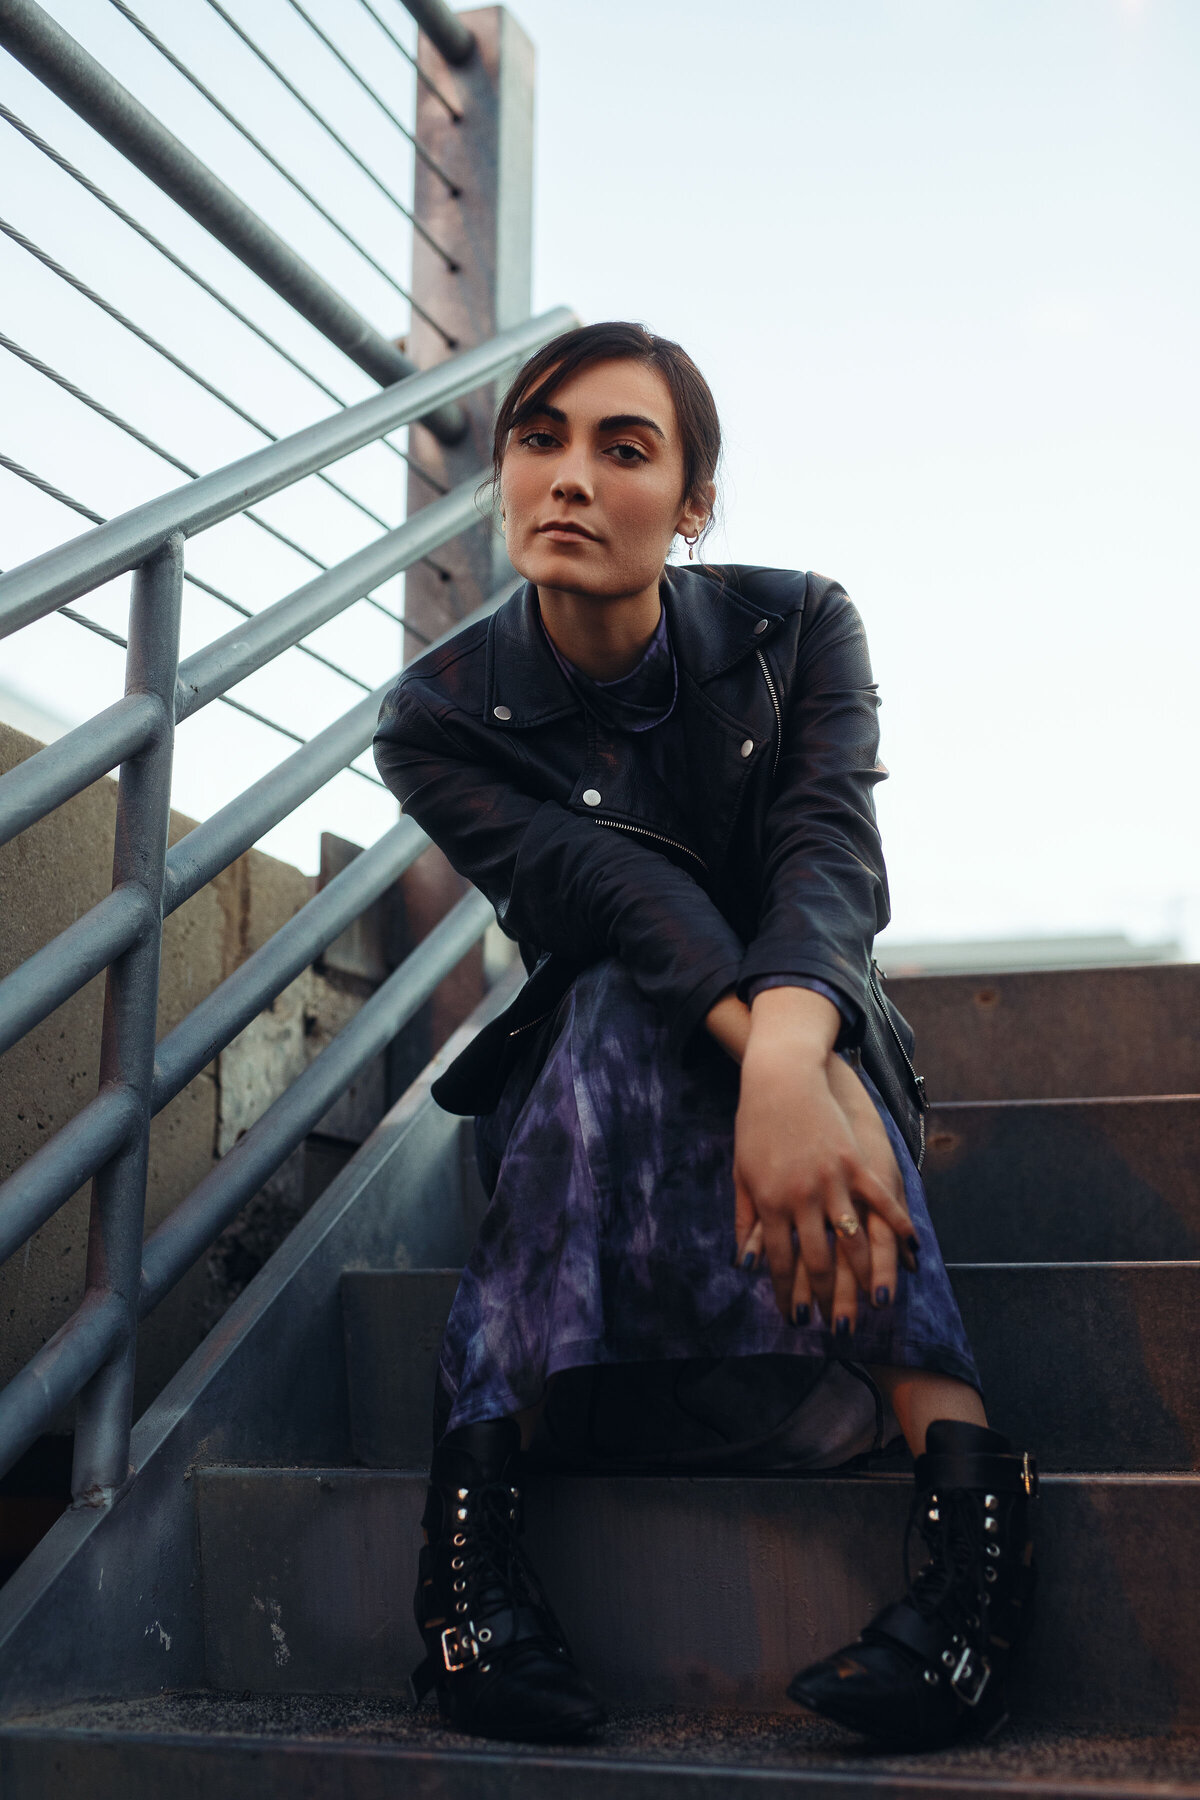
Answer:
[
  {"xmin": 746, "ymin": 984, "xmax": 840, "ymax": 1063},
  {"xmin": 704, "ymin": 989, "xmax": 753, "ymax": 1063}
]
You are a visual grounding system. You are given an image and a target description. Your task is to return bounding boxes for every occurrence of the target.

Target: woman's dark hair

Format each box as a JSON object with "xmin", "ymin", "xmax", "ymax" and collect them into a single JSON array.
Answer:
[{"xmin": 491, "ymin": 321, "xmax": 721, "ymax": 540}]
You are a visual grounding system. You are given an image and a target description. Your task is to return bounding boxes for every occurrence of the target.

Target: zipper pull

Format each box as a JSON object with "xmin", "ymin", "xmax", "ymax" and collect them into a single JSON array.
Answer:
[{"xmin": 914, "ymin": 1073, "xmax": 929, "ymax": 1111}]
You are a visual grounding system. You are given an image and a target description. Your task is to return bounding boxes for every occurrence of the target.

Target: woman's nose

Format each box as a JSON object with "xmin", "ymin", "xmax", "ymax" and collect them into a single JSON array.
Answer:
[{"xmin": 551, "ymin": 454, "xmax": 592, "ymax": 503}]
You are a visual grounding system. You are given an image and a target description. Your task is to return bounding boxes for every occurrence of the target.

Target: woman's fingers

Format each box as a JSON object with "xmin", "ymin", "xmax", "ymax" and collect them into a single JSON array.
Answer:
[
  {"xmin": 735, "ymin": 1217, "xmax": 764, "ymax": 1271},
  {"xmin": 867, "ymin": 1207, "xmax": 898, "ymax": 1309},
  {"xmin": 761, "ymin": 1215, "xmax": 798, "ymax": 1318},
  {"xmin": 733, "ymin": 1171, "xmax": 758, "ymax": 1256},
  {"xmin": 851, "ymin": 1163, "xmax": 919, "ymax": 1270},
  {"xmin": 830, "ymin": 1241, "xmax": 860, "ymax": 1338},
  {"xmin": 825, "ymin": 1194, "xmax": 873, "ymax": 1294},
  {"xmin": 789, "ymin": 1250, "xmax": 814, "ymax": 1329}
]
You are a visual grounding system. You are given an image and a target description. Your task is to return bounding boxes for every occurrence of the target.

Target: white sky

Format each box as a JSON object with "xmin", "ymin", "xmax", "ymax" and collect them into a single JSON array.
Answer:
[{"xmin": 2, "ymin": 0, "xmax": 1198, "ymax": 952}]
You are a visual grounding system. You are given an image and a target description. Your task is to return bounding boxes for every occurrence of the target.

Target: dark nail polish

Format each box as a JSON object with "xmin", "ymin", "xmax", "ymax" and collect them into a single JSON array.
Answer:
[
  {"xmin": 792, "ymin": 1303, "xmax": 811, "ymax": 1329},
  {"xmin": 875, "ymin": 1285, "xmax": 890, "ymax": 1307},
  {"xmin": 742, "ymin": 1251, "xmax": 757, "ymax": 1271},
  {"xmin": 835, "ymin": 1316, "xmax": 851, "ymax": 1338}
]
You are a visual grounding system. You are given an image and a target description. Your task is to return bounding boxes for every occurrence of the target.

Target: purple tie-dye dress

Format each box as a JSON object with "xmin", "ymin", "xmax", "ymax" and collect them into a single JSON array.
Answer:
[{"xmin": 434, "ymin": 610, "xmax": 979, "ymax": 1463}]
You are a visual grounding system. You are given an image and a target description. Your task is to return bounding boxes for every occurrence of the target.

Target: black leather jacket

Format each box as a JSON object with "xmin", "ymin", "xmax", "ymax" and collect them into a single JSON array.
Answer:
[{"xmin": 373, "ymin": 564, "xmax": 928, "ymax": 1166}]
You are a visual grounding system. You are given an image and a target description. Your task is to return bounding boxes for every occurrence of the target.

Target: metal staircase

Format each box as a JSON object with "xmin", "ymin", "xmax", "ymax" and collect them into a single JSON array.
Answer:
[
  {"xmin": 2, "ymin": 965, "xmax": 1200, "ymax": 1793},
  {"xmin": 2, "ymin": 3, "xmax": 1199, "ymax": 1794}
]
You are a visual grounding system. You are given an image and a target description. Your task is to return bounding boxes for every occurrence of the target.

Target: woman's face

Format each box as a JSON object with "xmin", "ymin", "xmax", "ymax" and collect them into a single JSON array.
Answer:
[{"xmin": 499, "ymin": 357, "xmax": 711, "ymax": 601}]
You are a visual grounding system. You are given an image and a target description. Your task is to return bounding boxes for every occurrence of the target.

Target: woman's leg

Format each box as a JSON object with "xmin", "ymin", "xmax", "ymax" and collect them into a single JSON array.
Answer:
[
  {"xmin": 867, "ymin": 1365, "xmax": 988, "ymax": 1456},
  {"xmin": 411, "ymin": 1414, "xmax": 605, "ymax": 1742}
]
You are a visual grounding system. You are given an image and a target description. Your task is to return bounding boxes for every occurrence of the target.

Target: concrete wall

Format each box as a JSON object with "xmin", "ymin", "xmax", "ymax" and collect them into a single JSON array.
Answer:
[{"xmin": 0, "ymin": 720, "xmax": 355, "ymax": 1424}]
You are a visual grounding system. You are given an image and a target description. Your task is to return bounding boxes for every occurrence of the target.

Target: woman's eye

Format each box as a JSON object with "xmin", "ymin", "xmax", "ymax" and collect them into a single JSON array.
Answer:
[
  {"xmin": 519, "ymin": 430, "xmax": 559, "ymax": 450},
  {"xmin": 607, "ymin": 442, "xmax": 648, "ymax": 464}
]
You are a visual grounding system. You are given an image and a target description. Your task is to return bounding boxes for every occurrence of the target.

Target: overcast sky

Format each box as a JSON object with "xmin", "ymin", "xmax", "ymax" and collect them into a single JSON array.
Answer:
[{"xmin": 2, "ymin": 0, "xmax": 1197, "ymax": 953}]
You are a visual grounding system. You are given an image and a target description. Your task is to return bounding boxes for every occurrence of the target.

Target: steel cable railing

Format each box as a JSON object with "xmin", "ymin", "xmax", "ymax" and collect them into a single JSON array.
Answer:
[
  {"xmin": 0, "ymin": 0, "xmax": 466, "ymax": 427},
  {"xmin": 104, "ymin": 0, "xmax": 452, "ymax": 341},
  {"xmin": 200, "ymin": 0, "xmax": 460, "ymax": 270},
  {"xmin": 0, "ymin": 103, "xmax": 445, "ymax": 492}
]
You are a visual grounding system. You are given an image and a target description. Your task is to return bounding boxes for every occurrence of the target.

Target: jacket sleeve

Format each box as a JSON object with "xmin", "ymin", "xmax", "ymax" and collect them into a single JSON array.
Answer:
[
  {"xmin": 374, "ymin": 682, "xmax": 745, "ymax": 1050},
  {"xmin": 736, "ymin": 579, "xmax": 890, "ymax": 1031}
]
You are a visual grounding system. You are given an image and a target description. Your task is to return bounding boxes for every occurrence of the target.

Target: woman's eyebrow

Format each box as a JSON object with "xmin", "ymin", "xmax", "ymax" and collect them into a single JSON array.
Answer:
[{"xmin": 597, "ymin": 413, "xmax": 667, "ymax": 441}]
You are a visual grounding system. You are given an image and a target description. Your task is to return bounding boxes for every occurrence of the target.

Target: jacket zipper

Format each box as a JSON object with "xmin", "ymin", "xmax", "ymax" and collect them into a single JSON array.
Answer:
[
  {"xmin": 593, "ymin": 816, "xmax": 708, "ymax": 871},
  {"xmin": 756, "ymin": 649, "xmax": 782, "ymax": 777},
  {"xmin": 507, "ymin": 1008, "xmax": 554, "ymax": 1040},
  {"xmin": 871, "ymin": 963, "xmax": 929, "ymax": 1168}
]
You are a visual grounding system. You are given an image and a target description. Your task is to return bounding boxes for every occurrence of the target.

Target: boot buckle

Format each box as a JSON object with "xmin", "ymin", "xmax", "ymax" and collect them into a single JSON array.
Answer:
[
  {"xmin": 950, "ymin": 1643, "xmax": 991, "ymax": 1706},
  {"xmin": 441, "ymin": 1623, "xmax": 480, "ymax": 1673}
]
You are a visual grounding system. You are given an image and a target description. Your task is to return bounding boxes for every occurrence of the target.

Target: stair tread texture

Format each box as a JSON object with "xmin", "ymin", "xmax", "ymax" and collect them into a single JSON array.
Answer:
[
  {"xmin": 884, "ymin": 966, "xmax": 1200, "ymax": 1102},
  {"xmin": 5, "ymin": 1697, "xmax": 1200, "ymax": 1799},
  {"xmin": 195, "ymin": 1466, "xmax": 1200, "ymax": 1728},
  {"xmin": 924, "ymin": 1097, "xmax": 1200, "ymax": 1261}
]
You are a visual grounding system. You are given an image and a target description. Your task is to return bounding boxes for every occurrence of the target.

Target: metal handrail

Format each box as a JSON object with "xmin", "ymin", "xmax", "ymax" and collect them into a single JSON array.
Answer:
[
  {"xmin": 401, "ymin": 0, "xmax": 476, "ymax": 67},
  {"xmin": 0, "ymin": 307, "xmax": 571, "ymax": 638},
  {"xmin": 0, "ymin": 308, "xmax": 567, "ymax": 1498}
]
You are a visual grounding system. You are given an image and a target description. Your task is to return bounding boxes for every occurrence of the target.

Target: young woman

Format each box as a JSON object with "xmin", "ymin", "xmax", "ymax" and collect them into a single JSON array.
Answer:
[{"xmin": 374, "ymin": 322, "xmax": 1037, "ymax": 1750}]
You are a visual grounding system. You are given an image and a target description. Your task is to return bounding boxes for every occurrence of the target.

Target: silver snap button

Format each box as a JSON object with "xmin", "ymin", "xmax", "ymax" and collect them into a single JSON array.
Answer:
[
  {"xmin": 740, "ymin": 738, "xmax": 754, "ymax": 758},
  {"xmin": 753, "ymin": 618, "xmax": 769, "ymax": 635},
  {"xmin": 493, "ymin": 704, "xmax": 512, "ymax": 721},
  {"xmin": 582, "ymin": 788, "xmax": 601, "ymax": 807}
]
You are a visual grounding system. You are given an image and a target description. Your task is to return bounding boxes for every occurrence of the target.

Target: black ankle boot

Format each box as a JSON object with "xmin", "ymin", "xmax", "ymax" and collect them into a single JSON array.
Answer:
[
  {"xmin": 788, "ymin": 1420, "xmax": 1038, "ymax": 1747},
  {"xmin": 410, "ymin": 1417, "xmax": 606, "ymax": 1742}
]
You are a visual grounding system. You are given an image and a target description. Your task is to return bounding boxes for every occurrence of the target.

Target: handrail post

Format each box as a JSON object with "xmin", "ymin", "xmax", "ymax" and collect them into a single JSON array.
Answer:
[
  {"xmin": 399, "ymin": 5, "xmax": 535, "ymax": 1069},
  {"xmin": 70, "ymin": 534, "xmax": 184, "ymax": 1508}
]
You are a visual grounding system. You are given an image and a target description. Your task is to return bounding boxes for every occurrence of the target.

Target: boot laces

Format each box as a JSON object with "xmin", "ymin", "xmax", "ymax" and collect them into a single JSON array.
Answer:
[
  {"xmin": 457, "ymin": 1481, "xmax": 564, "ymax": 1637},
  {"xmin": 903, "ymin": 1486, "xmax": 991, "ymax": 1633}
]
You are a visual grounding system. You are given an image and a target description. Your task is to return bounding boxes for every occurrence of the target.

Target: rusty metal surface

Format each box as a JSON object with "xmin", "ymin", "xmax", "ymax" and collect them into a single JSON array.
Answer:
[
  {"xmin": 885, "ymin": 966, "xmax": 1200, "ymax": 1103},
  {"xmin": 925, "ymin": 1097, "xmax": 1200, "ymax": 1262},
  {"xmin": 950, "ymin": 1263, "xmax": 1200, "ymax": 1469},
  {"xmin": 195, "ymin": 1465, "xmax": 1200, "ymax": 1729}
]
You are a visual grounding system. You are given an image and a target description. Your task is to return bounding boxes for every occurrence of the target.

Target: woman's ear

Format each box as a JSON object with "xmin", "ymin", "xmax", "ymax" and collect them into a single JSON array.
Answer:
[{"xmin": 676, "ymin": 480, "xmax": 716, "ymax": 542}]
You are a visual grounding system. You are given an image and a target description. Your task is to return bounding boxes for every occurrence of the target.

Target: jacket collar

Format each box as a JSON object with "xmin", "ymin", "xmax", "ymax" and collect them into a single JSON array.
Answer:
[{"xmin": 484, "ymin": 567, "xmax": 792, "ymax": 728}]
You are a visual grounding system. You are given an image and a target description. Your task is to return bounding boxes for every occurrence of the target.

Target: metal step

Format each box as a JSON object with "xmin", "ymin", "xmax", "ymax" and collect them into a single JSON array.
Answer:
[
  {"xmin": 884, "ymin": 965, "xmax": 1200, "ymax": 1103},
  {"xmin": 924, "ymin": 1098, "xmax": 1200, "ymax": 1262},
  {"xmin": 5, "ymin": 1696, "xmax": 1200, "ymax": 1799},
  {"xmin": 341, "ymin": 1266, "xmax": 1200, "ymax": 1472},
  {"xmin": 195, "ymin": 1464, "xmax": 1200, "ymax": 1729}
]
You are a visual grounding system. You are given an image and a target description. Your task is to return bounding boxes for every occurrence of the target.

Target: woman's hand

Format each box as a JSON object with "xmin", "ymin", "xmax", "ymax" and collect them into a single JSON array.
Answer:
[{"xmin": 731, "ymin": 987, "xmax": 917, "ymax": 1332}]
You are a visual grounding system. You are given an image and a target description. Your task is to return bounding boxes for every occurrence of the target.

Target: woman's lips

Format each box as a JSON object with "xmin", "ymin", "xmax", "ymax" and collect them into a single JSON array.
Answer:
[{"xmin": 537, "ymin": 523, "xmax": 597, "ymax": 542}]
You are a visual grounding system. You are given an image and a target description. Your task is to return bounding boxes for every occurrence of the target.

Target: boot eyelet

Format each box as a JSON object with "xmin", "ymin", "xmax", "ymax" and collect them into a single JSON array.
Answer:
[
  {"xmin": 456, "ymin": 1507, "xmax": 468, "ymax": 1522},
  {"xmin": 923, "ymin": 1669, "xmax": 940, "ymax": 1686},
  {"xmin": 480, "ymin": 1663, "xmax": 491, "ymax": 1673},
  {"xmin": 985, "ymin": 1516, "xmax": 999, "ymax": 1534},
  {"xmin": 451, "ymin": 1557, "xmax": 464, "ymax": 1570},
  {"xmin": 927, "ymin": 1507, "xmax": 940, "ymax": 1522},
  {"xmin": 478, "ymin": 1628, "xmax": 492, "ymax": 1642},
  {"xmin": 453, "ymin": 1579, "xmax": 466, "ymax": 1593},
  {"xmin": 941, "ymin": 1649, "xmax": 956, "ymax": 1667},
  {"xmin": 986, "ymin": 1543, "xmax": 1001, "ymax": 1559},
  {"xmin": 457, "ymin": 1488, "xmax": 470, "ymax": 1500},
  {"xmin": 452, "ymin": 1534, "xmax": 466, "ymax": 1547},
  {"xmin": 510, "ymin": 1486, "xmax": 520, "ymax": 1498},
  {"xmin": 984, "ymin": 1567, "xmax": 998, "ymax": 1582},
  {"xmin": 456, "ymin": 1601, "xmax": 468, "ymax": 1614},
  {"xmin": 984, "ymin": 1494, "xmax": 999, "ymax": 1511}
]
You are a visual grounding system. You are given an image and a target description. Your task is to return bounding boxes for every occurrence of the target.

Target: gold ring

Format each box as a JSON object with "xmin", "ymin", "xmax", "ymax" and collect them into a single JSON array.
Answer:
[{"xmin": 832, "ymin": 1213, "xmax": 860, "ymax": 1240}]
